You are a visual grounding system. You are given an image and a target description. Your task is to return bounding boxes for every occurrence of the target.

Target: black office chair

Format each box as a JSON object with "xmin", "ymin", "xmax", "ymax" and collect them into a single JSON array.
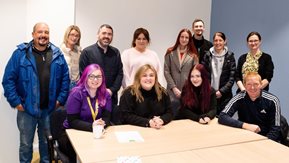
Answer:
[
  {"xmin": 280, "ymin": 115, "xmax": 289, "ymax": 146},
  {"xmin": 47, "ymin": 108, "xmax": 70, "ymax": 163}
]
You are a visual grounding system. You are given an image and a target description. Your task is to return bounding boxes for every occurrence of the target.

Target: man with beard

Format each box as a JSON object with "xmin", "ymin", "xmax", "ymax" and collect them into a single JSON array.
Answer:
[
  {"xmin": 79, "ymin": 24, "xmax": 123, "ymax": 125},
  {"xmin": 192, "ymin": 19, "xmax": 213, "ymax": 63},
  {"xmin": 2, "ymin": 22, "xmax": 70, "ymax": 162}
]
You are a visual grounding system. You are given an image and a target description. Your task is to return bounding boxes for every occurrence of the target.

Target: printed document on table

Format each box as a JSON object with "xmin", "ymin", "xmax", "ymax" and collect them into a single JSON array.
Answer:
[
  {"xmin": 115, "ymin": 131, "xmax": 144, "ymax": 143},
  {"xmin": 117, "ymin": 156, "xmax": 141, "ymax": 163}
]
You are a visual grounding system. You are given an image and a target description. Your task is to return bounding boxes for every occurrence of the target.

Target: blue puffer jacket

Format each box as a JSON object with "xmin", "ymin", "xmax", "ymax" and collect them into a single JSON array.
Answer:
[{"xmin": 2, "ymin": 41, "xmax": 70, "ymax": 117}]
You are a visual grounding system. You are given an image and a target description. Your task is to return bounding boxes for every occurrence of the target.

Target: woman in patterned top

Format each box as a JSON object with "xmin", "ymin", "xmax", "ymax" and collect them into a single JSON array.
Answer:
[{"xmin": 235, "ymin": 31, "xmax": 274, "ymax": 92}]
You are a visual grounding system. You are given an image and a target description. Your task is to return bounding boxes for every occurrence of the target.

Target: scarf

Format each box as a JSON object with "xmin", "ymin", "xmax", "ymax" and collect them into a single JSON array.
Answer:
[{"xmin": 242, "ymin": 51, "xmax": 262, "ymax": 77}]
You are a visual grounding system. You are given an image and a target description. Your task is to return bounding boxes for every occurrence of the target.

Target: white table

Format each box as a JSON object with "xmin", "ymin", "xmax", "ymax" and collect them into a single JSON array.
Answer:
[{"xmin": 66, "ymin": 119, "xmax": 269, "ymax": 162}]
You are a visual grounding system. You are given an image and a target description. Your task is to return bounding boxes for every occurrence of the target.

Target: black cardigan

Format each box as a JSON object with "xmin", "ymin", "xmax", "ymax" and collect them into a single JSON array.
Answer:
[
  {"xmin": 235, "ymin": 52, "xmax": 274, "ymax": 91},
  {"xmin": 178, "ymin": 88, "xmax": 217, "ymax": 122}
]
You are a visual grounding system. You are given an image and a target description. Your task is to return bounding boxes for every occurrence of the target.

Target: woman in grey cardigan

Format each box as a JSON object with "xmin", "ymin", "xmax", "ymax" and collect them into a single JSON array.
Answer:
[{"xmin": 164, "ymin": 28, "xmax": 198, "ymax": 118}]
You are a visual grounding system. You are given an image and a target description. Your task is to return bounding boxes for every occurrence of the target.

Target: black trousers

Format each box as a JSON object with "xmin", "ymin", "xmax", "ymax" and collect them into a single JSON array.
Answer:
[{"xmin": 58, "ymin": 129, "xmax": 76, "ymax": 163}]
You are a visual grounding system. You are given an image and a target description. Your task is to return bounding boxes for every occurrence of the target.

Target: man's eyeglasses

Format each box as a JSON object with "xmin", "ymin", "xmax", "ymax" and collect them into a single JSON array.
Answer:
[{"xmin": 88, "ymin": 74, "xmax": 102, "ymax": 80}]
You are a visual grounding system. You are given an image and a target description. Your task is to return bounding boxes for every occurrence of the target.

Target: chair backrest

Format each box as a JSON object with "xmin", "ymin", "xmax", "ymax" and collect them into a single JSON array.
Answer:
[
  {"xmin": 280, "ymin": 115, "xmax": 289, "ymax": 146},
  {"xmin": 50, "ymin": 108, "xmax": 67, "ymax": 140}
]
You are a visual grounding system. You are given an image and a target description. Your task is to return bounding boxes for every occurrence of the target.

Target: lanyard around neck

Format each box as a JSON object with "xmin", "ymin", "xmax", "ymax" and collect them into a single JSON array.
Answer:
[{"xmin": 87, "ymin": 97, "xmax": 98, "ymax": 121}]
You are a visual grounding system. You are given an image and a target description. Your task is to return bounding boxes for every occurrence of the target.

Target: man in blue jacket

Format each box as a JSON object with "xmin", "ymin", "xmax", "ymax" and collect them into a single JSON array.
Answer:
[
  {"xmin": 2, "ymin": 22, "xmax": 70, "ymax": 163},
  {"xmin": 218, "ymin": 72, "xmax": 281, "ymax": 141}
]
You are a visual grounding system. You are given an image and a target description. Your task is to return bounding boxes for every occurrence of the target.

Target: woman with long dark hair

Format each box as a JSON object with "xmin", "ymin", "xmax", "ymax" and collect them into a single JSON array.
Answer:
[
  {"xmin": 164, "ymin": 28, "xmax": 198, "ymax": 117},
  {"xmin": 121, "ymin": 27, "xmax": 164, "ymax": 88},
  {"xmin": 178, "ymin": 64, "xmax": 217, "ymax": 124}
]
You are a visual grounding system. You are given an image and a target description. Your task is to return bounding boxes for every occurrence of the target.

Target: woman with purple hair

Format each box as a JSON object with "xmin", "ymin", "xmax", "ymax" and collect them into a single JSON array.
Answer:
[{"xmin": 59, "ymin": 63, "xmax": 111, "ymax": 162}]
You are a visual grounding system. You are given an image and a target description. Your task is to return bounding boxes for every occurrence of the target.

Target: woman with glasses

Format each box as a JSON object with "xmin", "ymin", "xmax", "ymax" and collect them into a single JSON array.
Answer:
[
  {"xmin": 236, "ymin": 31, "xmax": 274, "ymax": 93},
  {"xmin": 60, "ymin": 25, "xmax": 82, "ymax": 89},
  {"xmin": 59, "ymin": 64, "xmax": 111, "ymax": 162}
]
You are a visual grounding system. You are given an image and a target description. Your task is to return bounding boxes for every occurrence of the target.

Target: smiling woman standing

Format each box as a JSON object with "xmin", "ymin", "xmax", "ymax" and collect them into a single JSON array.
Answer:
[
  {"xmin": 121, "ymin": 28, "xmax": 164, "ymax": 88},
  {"xmin": 177, "ymin": 64, "xmax": 217, "ymax": 124},
  {"xmin": 164, "ymin": 28, "xmax": 198, "ymax": 117},
  {"xmin": 60, "ymin": 25, "xmax": 82, "ymax": 89},
  {"xmin": 202, "ymin": 32, "xmax": 236, "ymax": 115},
  {"xmin": 235, "ymin": 31, "xmax": 274, "ymax": 92},
  {"xmin": 119, "ymin": 64, "xmax": 173, "ymax": 128}
]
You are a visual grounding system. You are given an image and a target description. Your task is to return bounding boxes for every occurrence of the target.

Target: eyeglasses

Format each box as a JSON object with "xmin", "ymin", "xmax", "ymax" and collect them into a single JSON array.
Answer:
[
  {"xmin": 88, "ymin": 74, "xmax": 102, "ymax": 80},
  {"xmin": 248, "ymin": 40, "xmax": 259, "ymax": 43},
  {"xmin": 69, "ymin": 33, "xmax": 80, "ymax": 38}
]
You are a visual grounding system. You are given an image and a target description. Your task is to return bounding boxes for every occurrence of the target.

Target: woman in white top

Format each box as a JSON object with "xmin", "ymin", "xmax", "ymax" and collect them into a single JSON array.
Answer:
[
  {"xmin": 60, "ymin": 25, "xmax": 82, "ymax": 89},
  {"xmin": 121, "ymin": 27, "xmax": 163, "ymax": 88}
]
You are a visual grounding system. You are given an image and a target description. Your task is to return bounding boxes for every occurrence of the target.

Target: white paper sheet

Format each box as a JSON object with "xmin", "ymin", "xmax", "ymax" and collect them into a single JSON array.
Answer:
[
  {"xmin": 117, "ymin": 156, "xmax": 142, "ymax": 163},
  {"xmin": 115, "ymin": 131, "xmax": 144, "ymax": 143}
]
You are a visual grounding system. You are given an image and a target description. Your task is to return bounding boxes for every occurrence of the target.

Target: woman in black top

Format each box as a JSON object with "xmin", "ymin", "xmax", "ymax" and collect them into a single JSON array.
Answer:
[
  {"xmin": 236, "ymin": 31, "xmax": 274, "ymax": 92},
  {"xmin": 120, "ymin": 64, "xmax": 173, "ymax": 128},
  {"xmin": 178, "ymin": 64, "xmax": 217, "ymax": 124}
]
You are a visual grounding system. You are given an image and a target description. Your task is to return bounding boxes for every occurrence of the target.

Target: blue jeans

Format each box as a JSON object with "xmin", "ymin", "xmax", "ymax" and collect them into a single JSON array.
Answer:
[{"xmin": 17, "ymin": 110, "xmax": 50, "ymax": 163}]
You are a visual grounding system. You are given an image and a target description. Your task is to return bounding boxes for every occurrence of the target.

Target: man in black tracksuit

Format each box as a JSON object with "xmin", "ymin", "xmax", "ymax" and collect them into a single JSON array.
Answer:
[{"xmin": 218, "ymin": 72, "xmax": 281, "ymax": 141}]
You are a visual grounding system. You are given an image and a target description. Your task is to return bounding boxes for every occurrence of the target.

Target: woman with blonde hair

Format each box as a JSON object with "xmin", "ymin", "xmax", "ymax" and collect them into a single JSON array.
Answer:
[
  {"xmin": 60, "ymin": 25, "xmax": 82, "ymax": 89},
  {"xmin": 120, "ymin": 64, "xmax": 173, "ymax": 128}
]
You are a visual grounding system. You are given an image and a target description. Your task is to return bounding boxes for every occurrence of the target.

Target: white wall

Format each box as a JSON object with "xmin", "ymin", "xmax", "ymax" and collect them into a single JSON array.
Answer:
[
  {"xmin": 75, "ymin": 0, "xmax": 212, "ymax": 85},
  {"xmin": 0, "ymin": 0, "xmax": 211, "ymax": 162},
  {"xmin": 0, "ymin": 1, "xmax": 27, "ymax": 162},
  {"xmin": 26, "ymin": 0, "xmax": 75, "ymax": 45},
  {"xmin": 0, "ymin": 0, "xmax": 74, "ymax": 162}
]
